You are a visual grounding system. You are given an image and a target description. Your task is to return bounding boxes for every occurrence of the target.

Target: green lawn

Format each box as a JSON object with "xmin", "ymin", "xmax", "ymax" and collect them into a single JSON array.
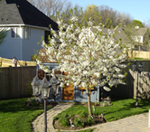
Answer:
[
  {"xmin": 0, "ymin": 98, "xmax": 53, "ymax": 132},
  {"xmin": 0, "ymin": 98, "xmax": 150, "ymax": 132},
  {"xmin": 103, "ymin": 99, "xmax": 150, "ymax": 122},
  {"xmin": 54, "ymin": 98, "xmax": 150, "ymax": 123},
  {"xmin": 134, "ymin": 58, "xmax": 149, "ymax": 61}
]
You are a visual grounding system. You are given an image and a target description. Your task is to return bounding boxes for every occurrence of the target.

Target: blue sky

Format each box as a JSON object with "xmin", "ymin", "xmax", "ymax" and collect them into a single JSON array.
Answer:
[{"xmin": 69, "ymin": 0, "xmax": 150, "ymax": 24}]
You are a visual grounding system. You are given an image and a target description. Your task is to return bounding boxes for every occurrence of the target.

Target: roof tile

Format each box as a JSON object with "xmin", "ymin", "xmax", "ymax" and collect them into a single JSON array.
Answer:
[{"xmin": 0, "ymin": 0, "xmax": 58, "ymax": 30}]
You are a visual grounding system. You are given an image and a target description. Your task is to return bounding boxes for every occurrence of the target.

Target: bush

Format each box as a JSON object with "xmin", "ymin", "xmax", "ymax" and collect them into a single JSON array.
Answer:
[
  {"xmin": 58, "ymin": 117, "xmax": 70, "ymax": 127},
  {"xmin": 57, "ymin": 113, "xmax": 71, "ymax": 127},
  {"xmin": 74, "ymin": 118, "xmax": 84, "ymax": 127},
  {"xmin": 85, "ymin": 116, "xmax": 95, "ymax": 126},
  {"xmin": 26, "ymin": 97, "xmax": 42, "ymax": 106}
]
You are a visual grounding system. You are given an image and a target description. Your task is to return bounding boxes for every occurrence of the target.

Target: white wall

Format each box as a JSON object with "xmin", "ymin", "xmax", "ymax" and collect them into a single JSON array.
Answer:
[
  {"xmin": 0, "ymin": 27, "xmax": 22, "ymax": 60},
  {"xmin": 133, "ymin": 36, "xmax": 143, "ymax": 43},
  {"xmin": 22, "ymin": 28, "xmax": 43, "ymax": 61},
  {"xmin": 0, "ymin": 27, "xmax": 44, "ymax": 61}
]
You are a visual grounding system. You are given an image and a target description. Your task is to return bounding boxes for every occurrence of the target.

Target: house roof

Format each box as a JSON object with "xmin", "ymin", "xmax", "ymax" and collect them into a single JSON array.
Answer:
[
  {"xmin": 130, "ymin": 28, "xmax": 148, "ymax": 36},
  {"xmin": 114, "ymin": 26, "xmax": 131, "ymax": 44},
  {"xmin": 0, "ymin": 0, "xmax": 58, "ymax": 30},
  {"xmin": 102, "ymin": 27, "xmax": 131, "ymax": 44}
]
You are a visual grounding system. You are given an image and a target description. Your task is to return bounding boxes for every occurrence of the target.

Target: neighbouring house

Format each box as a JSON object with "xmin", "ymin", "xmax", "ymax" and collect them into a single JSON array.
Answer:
[
  {"xmin": 0, "ymin": 0, "xmax": 58, "ymax": 61},
  {"xmin": 102, "ymin": 27, "xmax": 132, "ymax": 48},
  {"xmin": 131, "ymin": 26, "xmax": 149, "ymax": 51},
  {"xmin": 103, "ymin": 26, "xmax": 149, "ymax": 51},
  {"xmin": 114, "ymin": 26, "xmax": 132, "ymax": 48}
]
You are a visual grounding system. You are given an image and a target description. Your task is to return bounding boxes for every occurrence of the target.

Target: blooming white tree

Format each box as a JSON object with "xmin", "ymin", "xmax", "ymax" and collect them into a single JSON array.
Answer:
[{"xmin": 37, "ymin": 12, "xmax": 128, "ymax": 116}]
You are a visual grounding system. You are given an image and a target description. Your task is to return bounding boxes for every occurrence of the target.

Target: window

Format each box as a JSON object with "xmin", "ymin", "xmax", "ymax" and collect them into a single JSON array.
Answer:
[
  {"xmin": 11, "ymin": 28, "xmax": 15, "ymax": 38},
  {"xmin": 44, "ymin": 31, "xmax": 50, "ymax": 44},
  {"xmin": 24, "ymin": 27, "xmax": 30, "ymax": 39},
  {"xmin": 11, "ymin": 28, "xmax": 20, "ymax": 38},
  {"xmin": 137, "ymin": 36, "xmax": 142, "ymax": 43}
]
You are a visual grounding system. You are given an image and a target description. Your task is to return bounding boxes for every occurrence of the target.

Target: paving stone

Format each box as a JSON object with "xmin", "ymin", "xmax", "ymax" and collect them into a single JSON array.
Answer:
[{"xmin": 32, "ymin": 103, "xmax": 74, "ymax": 132}]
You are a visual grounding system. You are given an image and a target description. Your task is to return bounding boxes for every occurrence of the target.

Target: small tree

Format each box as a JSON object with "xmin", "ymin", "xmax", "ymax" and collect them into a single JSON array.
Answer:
[{"xmin": 36, "ymin": 9, "xmax": 129, "ymax": 116}]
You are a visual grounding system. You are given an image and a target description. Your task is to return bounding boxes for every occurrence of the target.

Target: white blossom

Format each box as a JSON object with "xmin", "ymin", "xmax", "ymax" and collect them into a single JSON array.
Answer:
[
  {"xmin": 37, "ymin": 15, "xmax": 129, "ymax": 95},
  {"xmin": 103, "ymin": 86, "xmax": 111, "ymax": 92}
]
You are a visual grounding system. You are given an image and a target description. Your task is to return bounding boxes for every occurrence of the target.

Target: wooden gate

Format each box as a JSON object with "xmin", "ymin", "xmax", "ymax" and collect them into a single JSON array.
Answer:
[{"xmin": 62, "ymin": 83, "xmax": 74, "ymax": 100}]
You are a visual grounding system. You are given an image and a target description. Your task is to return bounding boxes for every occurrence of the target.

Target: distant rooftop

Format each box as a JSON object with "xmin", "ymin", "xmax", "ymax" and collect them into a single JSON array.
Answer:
[
  {"xmin": 131, "ymin": 28, "xmax": 148, "ymax": 36},
  {"xmin": 0, "ymin": 0, "xmax": 58, "ymax": 30}
]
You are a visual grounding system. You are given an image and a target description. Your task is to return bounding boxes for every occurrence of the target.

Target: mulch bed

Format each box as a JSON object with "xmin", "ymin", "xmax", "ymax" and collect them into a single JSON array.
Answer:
[{"xmin": 53, "ymin": 113, "xmax": 106, "ymax": 130}]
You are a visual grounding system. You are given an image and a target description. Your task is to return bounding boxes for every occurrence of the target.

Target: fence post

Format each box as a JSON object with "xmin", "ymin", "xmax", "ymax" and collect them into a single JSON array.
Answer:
[{"xmin": 8, "ymin": 66, "xmax": 13, "ymax": 98}]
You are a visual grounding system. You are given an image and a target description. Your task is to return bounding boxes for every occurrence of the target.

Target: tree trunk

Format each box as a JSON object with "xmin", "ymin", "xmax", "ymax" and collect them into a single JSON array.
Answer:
[{"xmin": 87, "ymin": 91, "xmax": 92, "ymax": 116}]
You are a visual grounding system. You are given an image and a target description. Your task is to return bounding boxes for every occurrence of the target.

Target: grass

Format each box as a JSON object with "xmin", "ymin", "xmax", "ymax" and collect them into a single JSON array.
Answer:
[
  {"xmin": 54, "ymin": 98, "xmax": 150, "ymax": 125},
  {"xmin": 0, "ymin": 97, "xmax": 53, "ymax": 132},
  {"xmin": 0, "ymin": 98, "xmax": 150, "ymax": 132},
  {"xmin": 103, "ymin": 98, "xmax": 150, "ymax": 121},
  {"xmin": 134, "ymin": 58, "xmax": 149, "ymax": 61}
]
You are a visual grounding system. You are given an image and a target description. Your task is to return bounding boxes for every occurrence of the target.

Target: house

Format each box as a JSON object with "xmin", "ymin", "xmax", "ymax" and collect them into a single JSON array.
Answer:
[
  {"xmin": 102, "ymin": 27, "xmax": 132, "ymax": 48},
  {"xmin": 0, "ymin": 0, "xmax": 58, "ymax": 61},
  {"xmin": 130, "ymin": 26, "xmax": 149, "ymax": 50},
  {"xmin": 103, "ymin": 26, "xmax": 149, "ymax": 51},
  {"xmin": 114, "ymin": 26, "xmax": 132, "ymax": 48},
  {"xmin": 131, "ymin": 26, "xmax": 148, "ymax": 43}
]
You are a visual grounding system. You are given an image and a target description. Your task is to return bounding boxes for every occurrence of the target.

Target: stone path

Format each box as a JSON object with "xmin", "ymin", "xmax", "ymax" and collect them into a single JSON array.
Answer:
[
  {"xmin": 32, "ymin": 103, "xmax": 74, "ymax": 132},
  {"xmin": 93, "ymin": 112, "xmax": 149, "ymax": 132},
  {"xmin": 32, "ymin": 103, "xmax": 150, "ymax": 132}
]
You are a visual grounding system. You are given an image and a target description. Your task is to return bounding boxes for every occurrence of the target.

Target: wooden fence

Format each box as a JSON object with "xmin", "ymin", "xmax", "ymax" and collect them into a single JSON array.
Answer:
[
  {"xmin": 128, "ymin": 50, "xmax": 150, "ymax": 60},
  {"xmin": 0, "ymin": 57, "xmax": 36, "ymax": 67},
  {"xmin": 1, "ymin": 61, "xmax": 150, "ymax": 100},
  {"xmin": 0, "ymin": 66, "xmax": 36, "ymax": 99},
  {"xmin": 109, "ymin": 61, "xmax": 150, "ymax": 99}
]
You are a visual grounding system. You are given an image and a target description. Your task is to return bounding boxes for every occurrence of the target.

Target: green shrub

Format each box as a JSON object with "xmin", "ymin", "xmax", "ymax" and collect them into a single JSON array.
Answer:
[
  {"xmin": 26, "ymin": 97, "xmax": 42, "ymax": 106},
  {"xmin": 58, "ymin": 117, "xmax": 70, "ymax": 127},
  {"xmin": 85, "ymin": 116, "xmax": 95, "ymax": 126},
  {"xmin": 74, "ymin": 118, "xmax": 84, "ymax": 127}
]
